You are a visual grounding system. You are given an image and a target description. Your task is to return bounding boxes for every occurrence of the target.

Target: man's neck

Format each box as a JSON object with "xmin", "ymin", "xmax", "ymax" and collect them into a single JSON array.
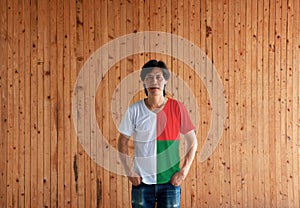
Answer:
[{"xmin": 145, "ymin": 95, "xmax": 167, "ymax": 112}]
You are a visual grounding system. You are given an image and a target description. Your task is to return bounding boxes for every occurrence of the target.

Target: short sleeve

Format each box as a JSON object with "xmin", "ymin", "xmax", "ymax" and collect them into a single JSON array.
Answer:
[
  {"xmin": 118, "ymin": 108, "xmax": 134, "ymax": 137},
  {"xmin": 178, "ymin": 102, "xmax": 195, "ymax": 135}
]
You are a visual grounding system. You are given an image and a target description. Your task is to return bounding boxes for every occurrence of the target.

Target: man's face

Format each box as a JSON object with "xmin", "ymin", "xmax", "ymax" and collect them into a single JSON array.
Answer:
[{"xmin": 143, "ymin": 68, "xmax": 167, "ymax": 96}]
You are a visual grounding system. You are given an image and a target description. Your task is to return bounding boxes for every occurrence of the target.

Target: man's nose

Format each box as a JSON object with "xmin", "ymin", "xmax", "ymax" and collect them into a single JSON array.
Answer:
[{"xmin": 152, "ymin": 77, "xmax": 158, "ymax": 83}]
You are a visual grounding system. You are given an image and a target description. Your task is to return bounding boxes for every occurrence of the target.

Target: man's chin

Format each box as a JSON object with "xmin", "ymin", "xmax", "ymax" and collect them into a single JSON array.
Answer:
[{"xmin": 147, "ymin": 88, "xmax": 162, "ymax": 94}]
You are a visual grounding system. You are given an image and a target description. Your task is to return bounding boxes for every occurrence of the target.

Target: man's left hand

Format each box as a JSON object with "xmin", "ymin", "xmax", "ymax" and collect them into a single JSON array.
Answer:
[{"xmin": 170, "ymin": 170, "xmax": 186, "ymax": 186}]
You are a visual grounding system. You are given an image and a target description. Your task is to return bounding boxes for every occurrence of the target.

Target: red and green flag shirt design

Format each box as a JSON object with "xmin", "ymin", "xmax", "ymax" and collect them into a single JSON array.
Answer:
[{"xmin": 118, "ymin": 98, "xmax": 194, "ymax": 184}]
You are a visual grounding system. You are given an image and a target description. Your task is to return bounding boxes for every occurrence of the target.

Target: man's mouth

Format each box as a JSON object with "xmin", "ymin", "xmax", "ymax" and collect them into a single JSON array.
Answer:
[{"xmin": 149, "ymin": 87, "xmax": 160, "ymax": 90}]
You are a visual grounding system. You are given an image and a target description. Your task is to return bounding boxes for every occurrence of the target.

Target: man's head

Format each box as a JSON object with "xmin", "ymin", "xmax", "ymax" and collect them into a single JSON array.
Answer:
[{"xmin": 140, "ymin": 60, "xmax": 170, "ymax": 96}]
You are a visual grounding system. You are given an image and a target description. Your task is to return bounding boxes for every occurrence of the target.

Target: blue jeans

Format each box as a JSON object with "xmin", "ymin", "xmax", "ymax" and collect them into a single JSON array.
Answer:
[{"xmin": 131, "ymin": 182, "xmax": 181, "ymax": 208}]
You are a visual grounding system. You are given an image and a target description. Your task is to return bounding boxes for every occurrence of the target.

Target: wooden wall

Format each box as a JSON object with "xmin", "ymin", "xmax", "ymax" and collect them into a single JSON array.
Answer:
[{"xmin": 0, "ymin": 0, "xmax": 299, "ymax": 207}]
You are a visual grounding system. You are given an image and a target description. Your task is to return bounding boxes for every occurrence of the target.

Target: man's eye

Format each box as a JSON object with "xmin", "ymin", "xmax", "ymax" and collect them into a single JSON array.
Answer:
[
  {"xmin": 146, "ymin": 76, "xmax": 154, "ymax": 80},
  {"xmin": 145, "ymin": 75, "xmax": 163, "ymax": 81}
]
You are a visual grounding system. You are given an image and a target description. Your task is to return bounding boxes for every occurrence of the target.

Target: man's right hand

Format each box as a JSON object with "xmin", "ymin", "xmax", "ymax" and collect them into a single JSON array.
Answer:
[{"xmin": 128, "ymin": 171, "xmax": 142, "ymax": 186}]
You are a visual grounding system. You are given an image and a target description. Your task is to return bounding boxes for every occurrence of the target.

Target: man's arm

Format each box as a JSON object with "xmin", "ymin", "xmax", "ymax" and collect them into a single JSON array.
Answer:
[
  {"xmin": 170, "ymin": 130, "xmax": 198, "ymax": 186},
  {"xmin": 118, "ymin": 133, "xmax": 141, "ymax": 186}
]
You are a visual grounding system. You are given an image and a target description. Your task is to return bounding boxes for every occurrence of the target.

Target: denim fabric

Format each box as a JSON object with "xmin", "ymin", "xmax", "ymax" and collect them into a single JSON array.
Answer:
[{"xmin": 131, "ymin": 182, "xmax": 181, "ymax": 208}]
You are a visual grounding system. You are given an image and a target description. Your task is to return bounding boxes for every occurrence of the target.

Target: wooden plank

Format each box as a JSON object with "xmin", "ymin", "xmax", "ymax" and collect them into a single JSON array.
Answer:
[
  {"xmin": 63, "ymin": 0, "xmax": 71, "ymax": 206},
  {"xmin": 87, "ymin": 0, "xmax": 98, "ymax": 207},
  {"xmin": 267, "ymin": 0, "xmax": 278, "ymax": 202},
  {"xmin": 220, "ymin": 0, "xmax": 231, "ymax": 206},
  {"xmin": 95, "ymin": 51, "xmax": 105, "ymax": 207},
  {"xmin": 193, "ymin": 0, "xmax": 203, "ymax": 199},
  {"xmin": 262, "ymin": 0, "xmax": 271, "ymax": 206},
  {"xmin": 164, "ymin": 0, "xmax": 172, "ymax": 70},
  {"xmin": 112, "ymin": 0, "xmax": 122, "ymax": 206},
  {"xmin": 49, "ymin": 0, "xmax": 58, "ymax": 206},
  {"xmin": 251, "ymin": 0, "xmax": 260, "ymax": 206},
  {"xmin": 268, "ymin": 0, "xmax": 277, "ymax": 206},
  {"xmin": 292, "ymin": 1, "xmax": 300, "ymax": 207},
  {"xmin": 136, "ymin": 0, "xmax": 145, "ymax": 104},
  {"xmin": 107, "ymin": 0, "xmax": 118, "ymax": 207},
  {"xmin": 262, "ymin": 5, "xmax": 272, "ymax": 207},
  {"xmin": 239, "ymin": 0, "xmax": 247, "ymax": 206},
  {"xmin": 100, "ymin": 70, "xmax": 110, "ymax": 208},
  {"xmin": 142, "ymin": 0, "xmax": 150, "ymax": 60},
  {"xmin": 17, "ymin": 0, "xmax": 26, "ymax": 206},
  {"xmin": 171, "ymin": 0, "xmax": 178, "ymax": 100},
  {"xmin": 69, "ymin": 0, "xmax": 79, "ymax": 206},
  {"xmin": 30, "ymin": 0, "xmax": 38, "ymax": 207},
  {"xmin": 74, "ymin": 0, "xmax": 86, "ymax": 206},
  {"xmin": 245, "ymin": 0, "xmax": 253, "ymax": 207},
  {"xmin": 204, "ymin": 0, "xmax": 213, "ymax": 173},
  {"xmin": 42, "ymin": 0, "xmax": 51, "ymax": 204},
  {"xmin": 256, "ymin": 0, "xmax": 265, "ymax": 206},
  {"xmin": 176, "ymin": 0, "xmax": 185, "ymax": 205},
  {"xmin": 6, "ymin": 0, "xmax": 13, "ymax": 206},
  {"xmin": 12, "ymin": 0, "xmax": 21, "ymax": 206},
  {"xmin": 57, "ymin": 0, "xmax": 65, "ymax": 206},
  {"xmin": 93, "ymin": 0, "xmax": 103, "ymax": 207},
  {"xmin": 99, "ymin": 1, "xmax": 110, "ymax": 206},
  {"xmin": 99, "ymin": 0, "xmax": 110, "ymax": 207},
  {"xmin": 101, "ymin": 56, "xmax": 111, "ymax": 205},
  {"xmin": 108, "ymin": 39, "xmax": 119, "ymax": 208},
  {"xmin": 82, "ymin": 0, "xmax": 91, "ymax": 206},
  {"xmin": 198, "ymin": 0, "xmax": 209, "ymax": 206},
  {"xmin": 280, "ymin": 1, "xmax": 289, "ymax": 206},
  {"xmin": 238, "ymin": 0, "xmax": 248, "ymax": 206},
  {"xmin": 37, "ymin": 0, "xmax": 45, "ymax": 206},
  {"xmin": 274, "ymin": 0, "xmax": 283, "ymax": 206},
  {"xmin": 156, "ymin": 0, "xmax": 163, "ymax": 59},
  {"xmin": 286, "ymin": 1, "xmax": 295, "ymax": 207},
  {"xmin": 148, "ymin": 0, "xmax": 157, "ymax": 60},
  {"xmin": 0, "ymin": 0, "xmax": 7, "ymax": 206},
  {"xmin": 213, "ymin": 0, "xmax": 224, "ymax": 205},
  {"xmin": 234, "ymin": 0, "xmax": 243, "ymax": 206},
  {"xmin": 136, "ymin": 0, "xmax": 145, "ymax": 102},
  {"xmin": 6, "ymin": 1, "xmax": 17, "ymax": 206},
  {"xmin": 23, "ymin": 0, "xmax": 32, "ymax": 207},
  {"xmin": 82, "ymin": 0, "xmax": 95, "ymax": 207},
  {"xmin": 184, "ymin": 0, "xmax": 199, "ymax": 207},
  {"xmin": 14, "ymin": 7, "xmax": 21, "ymax": 208},
  {"xmin": 292, "ymin": 0, "xmax": 300, "ymax": 205},
  {"xmin": 227, "ymin": 0, "xmax": 236, "ymax": 206}
]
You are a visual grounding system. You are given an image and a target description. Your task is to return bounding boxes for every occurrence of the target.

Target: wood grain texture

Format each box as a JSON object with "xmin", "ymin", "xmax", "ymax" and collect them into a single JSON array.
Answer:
[{"xmin": 0, "ymin": 0, "xmax": 299, "ymax": 207}]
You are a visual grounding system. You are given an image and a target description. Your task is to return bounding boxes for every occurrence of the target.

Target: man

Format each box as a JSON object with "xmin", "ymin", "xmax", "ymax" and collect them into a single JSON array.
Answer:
[{"xmin": 118, "ymin": 59, "xmax": 198, "ymax": 208}]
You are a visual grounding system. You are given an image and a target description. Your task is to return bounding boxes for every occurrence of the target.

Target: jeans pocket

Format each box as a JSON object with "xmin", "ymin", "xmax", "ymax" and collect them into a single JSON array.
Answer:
[
  {"xmin": 132, "ymin": 182, "xmax": 143, "ymax": 189},
  {"xmin": 169, "ymin": 181, "xmax": 180, "ymax": 188}
]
